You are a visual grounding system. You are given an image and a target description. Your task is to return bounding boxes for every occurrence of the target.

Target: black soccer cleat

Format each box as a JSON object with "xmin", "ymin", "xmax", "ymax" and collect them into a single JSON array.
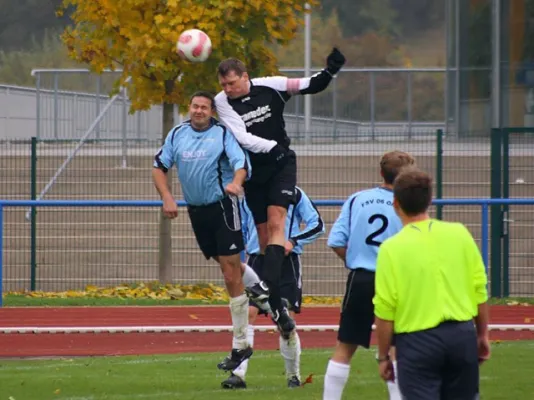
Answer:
[
  {"xmin": 287, "ymin": 375, "xmax": 301, "ymax": 388},
  {"xmin": 217, "ymin": 347, "xmax": 253, "ymax": 371},
  {"xmin": 272, "ymin": 306, "xmax": 295, "ymax": 340},
  {"xmin": 221, "ymin": 373, "xmax": 247, "ymax": 389},
  {"xmin": 245, "ymin": 281, "xmax": 271, "ymax": 312},
  {"xmin": 245, "ymin": 281, "xmax": 269, "ymax": 303}
]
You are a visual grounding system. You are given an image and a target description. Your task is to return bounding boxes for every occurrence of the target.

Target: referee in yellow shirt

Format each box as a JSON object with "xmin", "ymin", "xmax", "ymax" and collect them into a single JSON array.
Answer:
[{"xmin": 373, "ymin": 168, "xmax": 491, "ymax": 399}]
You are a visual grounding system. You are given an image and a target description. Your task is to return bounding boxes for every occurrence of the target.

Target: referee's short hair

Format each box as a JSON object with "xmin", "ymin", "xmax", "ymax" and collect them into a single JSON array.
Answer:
[
  {"xmin": 380, "ymin": 150, "xmax": 416, "ymax": 184},
  {"xmin": 393, "ymin": 168, "xmax": 433, "ymax": 216},
  {"xmin": 189, "ymin": 91, "xmax": 215, "ymax": 109},
  {"xmin": 217, "ymin": 58, "xmax": 247, "ymax": 77}
]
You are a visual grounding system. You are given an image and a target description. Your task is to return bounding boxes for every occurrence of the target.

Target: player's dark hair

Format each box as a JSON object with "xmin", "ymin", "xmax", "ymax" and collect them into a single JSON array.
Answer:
[
  {"xmin": 217, "ymin": 58, "xmax": 247, "ymax": 77},
  {"xmin": 393, "ymin": 168, "xmax": 432, "ymax": 216},
  {"xmin": 190, "ymin": 91, "xmax": 215, "ymax": 109},
  {"xmin": 380, "ymin": 150, "xmax": 416, "ymax": 184}
]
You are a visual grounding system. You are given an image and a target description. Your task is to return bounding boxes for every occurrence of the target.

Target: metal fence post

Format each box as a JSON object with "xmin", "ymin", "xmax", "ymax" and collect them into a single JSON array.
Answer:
[
  {"xmin": 436, "ymin": 129, "xmax": 444, "ymax": 220},
  {"xmin": 35, "ymin": 73, "xmax": 41, "ymax": 140},
  {"xmin": 490, "ymin": 128, "xmax": 502, "ymax": 297},
  {"xmin": 370, "ymin": 71, "xmax": 376, "ymax": 140},
  {"xmin": 96, "ymin": 76, "xmax": 101, "ymax": 140},
  {"xmin": 333, "ymin": 75, "xmax": 338, "ymax": 140},
  {"xmin": 121, "ymin": 90, "xmax": 128, "ymax": 168},
  {"xmin": 502, "ymin": 129, "xmax": 509, "ymax": 296},
  {"xmin": 295, "ymin": 96, "xmax": 301, "ymax": 139},
  {"xmin": 30, "ymin": 137, "xmax": 37, "ymax": 291},
  {"xmin": 54, "ymin": 72, "xmax": 59, "ymax": 140},
  {"xmin": 407, "ymin": 71, "xmax": 413, "ymax": 139},
  {"xmin": 481, "ymin": 203, "xmax": 489, "ymax": 273}
]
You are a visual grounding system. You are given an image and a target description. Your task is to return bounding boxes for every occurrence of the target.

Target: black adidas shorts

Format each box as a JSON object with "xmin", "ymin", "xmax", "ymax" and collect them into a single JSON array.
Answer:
[
  {"xmin": 247, "ymin": 252, "xmax": 302, "ymax": 314},
  {"xmin": 187, "ymin": 196, "xmax": 244, "ymax": 260},
  {"xmin": 337, "ymin": 269, "xmax": 376, "ymax": 348},
  {"xmin": 244, "ymin": 150, "xmax": 297, "ymax": 225}
]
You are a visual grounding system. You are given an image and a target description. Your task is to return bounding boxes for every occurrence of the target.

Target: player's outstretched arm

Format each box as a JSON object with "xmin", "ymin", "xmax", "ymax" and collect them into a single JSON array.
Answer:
[
  {"xmin": 288, "ymin": 47, "xmax": 346, "ymax": 96},
  {"xmin": 299, "ymin": 47, "xmax": 346, "ymax": 95},
  {"xmin": 252, "ymin": 48, "xmax": 346, "ymax": 99}
]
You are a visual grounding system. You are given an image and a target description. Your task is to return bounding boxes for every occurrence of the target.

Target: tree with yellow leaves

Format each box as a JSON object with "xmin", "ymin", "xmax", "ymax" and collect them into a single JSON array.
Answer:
[{"xmin": 59, "ymin": 0, "xmax": 315, "ymax": 282}]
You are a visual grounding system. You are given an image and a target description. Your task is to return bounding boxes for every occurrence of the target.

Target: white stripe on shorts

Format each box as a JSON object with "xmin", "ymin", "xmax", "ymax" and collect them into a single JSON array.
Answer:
[{"xmin": 230, "ymin": 195, "xmax": 241, "ymax": 231}]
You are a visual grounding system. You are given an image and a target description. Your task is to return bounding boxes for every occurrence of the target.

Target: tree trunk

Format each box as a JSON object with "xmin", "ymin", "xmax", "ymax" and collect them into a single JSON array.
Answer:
[{"xmin": 158, "ymin": 80, "xmax": 176, "ymax": 284}]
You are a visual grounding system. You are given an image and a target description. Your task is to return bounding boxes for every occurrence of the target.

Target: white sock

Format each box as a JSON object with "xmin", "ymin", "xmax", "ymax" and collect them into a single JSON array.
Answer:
[
  {"xmin": 233, "ymin": 325, "xmax": 255, "ymax": 379},
  {"xmin": 242, "ymin": 263, "xmax": 260, "ymax": 287},
  {"xmin": 280, "ymin": 330, "xmax": 301, "ymax": 380},
  {"xmin": 387, "ymin": 360, "xmax": 403, "ymax": 400},
  {"xmin": 323, "ymin": 360, "xmax": 350, "ymax": 400},
  {"xmin": 229, "ymin": 293, "xmax": 249, "ymax": 350}
]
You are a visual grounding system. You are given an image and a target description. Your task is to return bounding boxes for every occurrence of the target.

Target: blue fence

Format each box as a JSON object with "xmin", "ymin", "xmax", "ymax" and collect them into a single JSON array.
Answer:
[{"xmin": 1, "ymin": 198, "xmax": 534, "ymax": 307}]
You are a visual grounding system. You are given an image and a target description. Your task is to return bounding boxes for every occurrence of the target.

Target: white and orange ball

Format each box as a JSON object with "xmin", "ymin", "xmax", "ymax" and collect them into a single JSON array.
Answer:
[{"xmin": 177, "ymin": 29, "xmax": 212, "ymax": 63}]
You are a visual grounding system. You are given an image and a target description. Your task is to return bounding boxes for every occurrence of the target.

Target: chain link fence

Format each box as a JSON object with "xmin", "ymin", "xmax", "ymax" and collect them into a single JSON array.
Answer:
[
  {"xmin": 1, "ymin": 133, "xmax": 506, "ymax": 296},
  {"xmin": 1, "ymin": 70, "xmax": 531, "ymax": 297}
]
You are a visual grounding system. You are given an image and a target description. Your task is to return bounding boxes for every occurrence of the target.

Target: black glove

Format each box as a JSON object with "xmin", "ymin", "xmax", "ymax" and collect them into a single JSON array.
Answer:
[
  {"xmin": 326, "ymin": 47, "xmax": 346, "ymax": 75},
  {"xmin": 269, "ymin": 144, "xmax": 289, "ymax": 166}
]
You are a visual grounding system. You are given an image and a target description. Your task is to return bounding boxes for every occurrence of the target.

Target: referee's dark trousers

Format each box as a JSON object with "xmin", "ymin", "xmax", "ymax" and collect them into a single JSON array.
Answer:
[{"xmin": 396, "ymin": 320, "xmax": 480, "ymax": 400}]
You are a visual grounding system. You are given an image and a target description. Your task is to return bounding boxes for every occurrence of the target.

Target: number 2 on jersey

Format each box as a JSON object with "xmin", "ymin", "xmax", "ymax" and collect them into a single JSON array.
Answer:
[{"xmin": 365, "ymin": 214, "xmax": 389, "ymax": 247}]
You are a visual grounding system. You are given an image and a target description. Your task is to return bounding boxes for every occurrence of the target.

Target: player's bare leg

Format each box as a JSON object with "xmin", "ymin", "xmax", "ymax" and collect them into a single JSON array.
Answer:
[
  {"xmin": 256, "ymin": 222, "xmax": 269, "ymax": 251},
  {"xmin": 323, "ymin": 342, "xmax": 358, "ymax": 400},
  {"xmin": 216, "ymin": 255, "xmax": 253, "ymax": 371},
  {"xmin": 260, "ymin": 205, "xmax": 295, "ymax": 338}
]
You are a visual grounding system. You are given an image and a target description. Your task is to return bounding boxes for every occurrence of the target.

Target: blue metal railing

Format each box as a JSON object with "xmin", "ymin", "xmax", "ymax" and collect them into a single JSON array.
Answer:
[{"xmin": 1, "ymin": 198, "xmax": 534, "ymax": 307}]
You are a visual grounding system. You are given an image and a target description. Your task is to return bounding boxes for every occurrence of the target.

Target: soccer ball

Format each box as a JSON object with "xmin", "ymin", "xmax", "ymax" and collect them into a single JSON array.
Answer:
[{"xmin": 177, "ymin": 29, "xmax": 212, "ymax": 63}]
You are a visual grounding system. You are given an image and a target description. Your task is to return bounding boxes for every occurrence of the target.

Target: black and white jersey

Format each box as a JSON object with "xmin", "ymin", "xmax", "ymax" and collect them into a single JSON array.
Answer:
[{"xmin": 214, "ymin": 69, "xmax": 334, "ymax": 156}]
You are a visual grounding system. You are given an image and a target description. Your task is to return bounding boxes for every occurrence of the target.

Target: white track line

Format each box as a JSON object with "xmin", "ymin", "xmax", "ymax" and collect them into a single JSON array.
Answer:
[{"xmin": 0, "ymin": 324, "xmax": 533, "ymax": 334}]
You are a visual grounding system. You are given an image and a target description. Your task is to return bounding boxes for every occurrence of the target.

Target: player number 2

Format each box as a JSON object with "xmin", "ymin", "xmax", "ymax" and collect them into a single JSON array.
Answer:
[{"xmin": 365, "ymin": 214, "xmax": 388, "ymax": 247}]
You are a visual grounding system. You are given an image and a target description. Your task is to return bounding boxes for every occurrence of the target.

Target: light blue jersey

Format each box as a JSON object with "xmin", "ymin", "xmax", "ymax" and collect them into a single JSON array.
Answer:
[
  {"xmin": 241, "ymin": 187, "xmax": 325, "ymax": 255},
  {"xmin": 327, "ymin": 187, "xmax": 403, "ymax": 272},
  {"xmin": 154, "ymin": 118, "xmax": 251, "ymax": 206}
]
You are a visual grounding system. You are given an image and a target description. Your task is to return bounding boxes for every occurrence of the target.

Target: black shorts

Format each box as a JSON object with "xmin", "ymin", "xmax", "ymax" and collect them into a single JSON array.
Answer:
[
  {"xmin": 244, "ymin": 150, "xmax": 297, "ymax": 225},
  {"xmin": 337, "ymin": 269, "xmax": 376, "ymax": 348},
  {"xmin": 247, "ymin": 252, "xmax": 302, "ymax": 314},
  {"xmin": 396, "ymin": 321, "xmax": 479, "ymax": 399},
  {"xmin": 187, "ymin": 196, "xmax": 244, "ymax": 260}
]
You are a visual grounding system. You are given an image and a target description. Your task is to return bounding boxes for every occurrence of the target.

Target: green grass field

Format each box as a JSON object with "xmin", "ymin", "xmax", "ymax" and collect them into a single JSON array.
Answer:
[{"xmin": 1, "ymin": 342, "xmax": 533, "ymax": 400}]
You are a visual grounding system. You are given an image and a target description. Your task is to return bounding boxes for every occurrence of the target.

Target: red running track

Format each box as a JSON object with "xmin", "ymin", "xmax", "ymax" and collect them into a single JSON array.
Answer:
[
  {"xmin": 0, "ymin": 305, "xmax": 532, "ymax": 327},
  {"xmin": 0, "ymin": 305, "xmax": 532, "ymax": 357}
]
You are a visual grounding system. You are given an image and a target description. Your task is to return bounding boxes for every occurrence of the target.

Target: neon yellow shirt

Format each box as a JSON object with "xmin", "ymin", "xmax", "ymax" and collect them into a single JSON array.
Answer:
[{"xmin": 373, "ymin": 219, "xmax": 488, "ymax": 333}]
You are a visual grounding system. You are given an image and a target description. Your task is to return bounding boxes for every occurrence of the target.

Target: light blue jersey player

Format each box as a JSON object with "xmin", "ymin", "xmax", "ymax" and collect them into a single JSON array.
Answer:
[
  {"xmin": 322, "ymin": 151, "xmax": 416, "ymax": 400},
  {"xmin": 152, "ymin": 91, "xmax": 260, "ymax": 378},
  {"xmin": 327, "ymin": 188, "xmax": 403, "ymax": 272}
]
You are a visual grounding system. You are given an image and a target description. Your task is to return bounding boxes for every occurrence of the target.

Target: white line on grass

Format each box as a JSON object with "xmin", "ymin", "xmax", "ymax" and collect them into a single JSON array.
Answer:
[{"xmin": 1, "ymin": 350, "xmax": 336, "ymax": 371}]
